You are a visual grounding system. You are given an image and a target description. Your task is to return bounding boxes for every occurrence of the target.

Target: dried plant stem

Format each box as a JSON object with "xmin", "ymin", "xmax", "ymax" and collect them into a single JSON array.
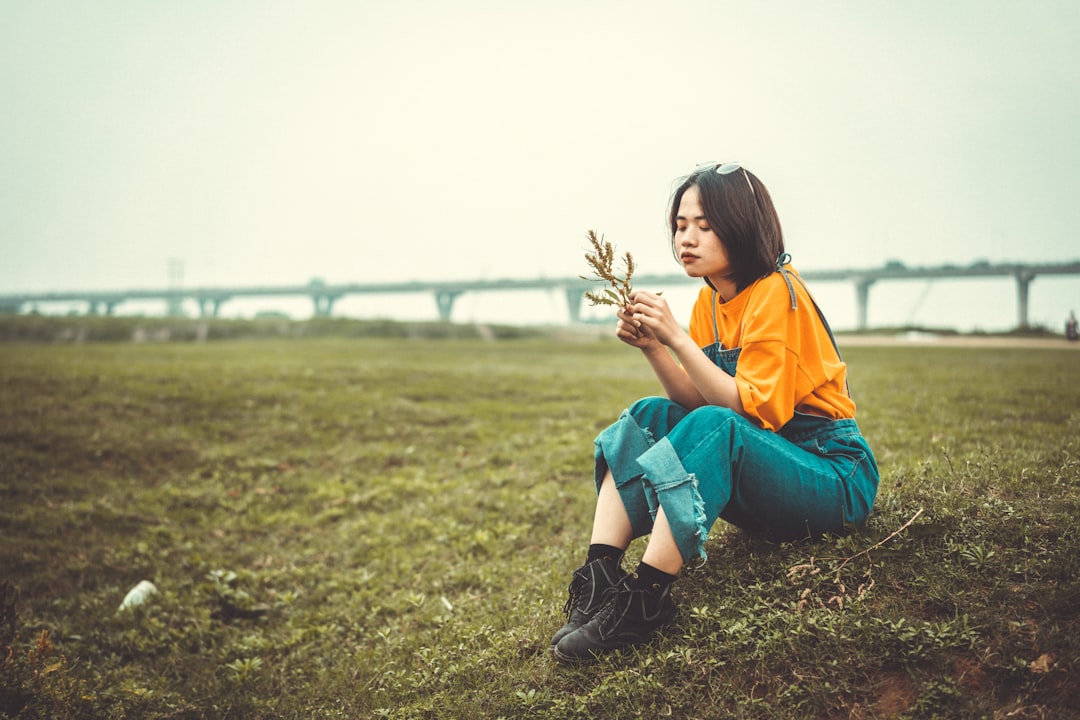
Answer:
[{"xmin": 580, "ymin": 230, "xmax": 637, "ymax": 308}]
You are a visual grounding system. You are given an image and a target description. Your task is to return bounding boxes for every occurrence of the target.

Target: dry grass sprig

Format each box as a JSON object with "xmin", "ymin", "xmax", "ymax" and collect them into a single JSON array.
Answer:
[
  {"xmin": 786, "ymin": 507, "xmax": 925, "ymax": 613},
  {"xmin": 580, "ymin": 230, "xmax": 641, "ymax": 309}
]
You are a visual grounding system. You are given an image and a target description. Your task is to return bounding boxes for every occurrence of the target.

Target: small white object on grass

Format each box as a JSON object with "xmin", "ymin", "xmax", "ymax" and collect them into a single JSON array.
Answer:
[{"xmin": 118, "ymin": 580, "xmax": 158, "ymax": 611}]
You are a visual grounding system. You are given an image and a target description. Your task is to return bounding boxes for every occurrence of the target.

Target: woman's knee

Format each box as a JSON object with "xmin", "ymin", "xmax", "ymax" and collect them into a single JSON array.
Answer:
[
  {"xmin": 669, "ymin": 405, "xmax": 745, "ymax": 444},
  {"xmin": 686, "ymin": 404, "xmax": 742, "ymax": 423},
  {"xmin": 626, "ymin": 397, "xmax": 691, "ymax": 437},
  {"xmin": 627, "ymin": 396, "xmax": 680, "ymax": 420}
]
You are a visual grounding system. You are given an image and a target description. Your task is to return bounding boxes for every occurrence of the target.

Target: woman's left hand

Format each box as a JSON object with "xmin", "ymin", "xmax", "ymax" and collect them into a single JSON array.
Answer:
[{"xmin": 628, "ymin": 291, "xmax": 685, "ymax": 348}]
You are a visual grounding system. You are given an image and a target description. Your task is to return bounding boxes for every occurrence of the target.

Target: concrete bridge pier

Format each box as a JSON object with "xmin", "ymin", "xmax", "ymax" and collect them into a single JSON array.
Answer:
[
  {"xmin": 435, "ymin": 290, "xmax": 462, "ymax": 322},
  {"xmin": 854, "ymin": 278, "xmax": 875, "ymax": 331},
  {"xmin": 198, "ymin": 297, "xmax": 227, "ymax": 318},
  {"xmin": 564, "ymin": 288, "xmax": 584, "ymax": 323},
  {"xmin": 88, "ymin": 300, "xmax": 119, "ymax": 315},
  {"xmin": 312, "ymin": 294, "xmax": 340, "ymax": 317},
  {"xmin": 1014, "ymin": 271, "xmax": 1034, "ymax": 329}
]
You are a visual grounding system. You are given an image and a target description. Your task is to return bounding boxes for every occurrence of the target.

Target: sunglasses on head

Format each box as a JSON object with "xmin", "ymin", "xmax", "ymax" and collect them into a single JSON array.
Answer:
[{"xmin": 697, "ymin": 161, "xmax": 755, "ymax": 195}]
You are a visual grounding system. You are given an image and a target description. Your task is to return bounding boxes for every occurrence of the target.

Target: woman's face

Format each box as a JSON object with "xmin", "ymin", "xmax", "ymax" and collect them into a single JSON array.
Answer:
[{"xmin": 674, "ymin": 185, "xmax": 735, "ymax": 298}]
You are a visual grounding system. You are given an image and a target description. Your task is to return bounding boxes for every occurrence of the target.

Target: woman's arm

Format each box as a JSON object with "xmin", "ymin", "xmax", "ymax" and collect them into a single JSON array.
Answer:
[
  {"xmin": 620, "ymin": 291, "xmax": 747, "ymax": 414},
  {"xmin": 663, "ymin": 332, "xmax": 745, "ymax": 411},
  {"xmin": 638, "ymin": 341, "xmax": 707, "ymax": 408}
]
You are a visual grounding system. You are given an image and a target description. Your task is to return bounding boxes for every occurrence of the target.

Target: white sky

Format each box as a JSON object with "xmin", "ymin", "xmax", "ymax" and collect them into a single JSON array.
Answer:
[{"xmin": 2, "ymin": 0, "xmax": 1079, "ymax": 328}]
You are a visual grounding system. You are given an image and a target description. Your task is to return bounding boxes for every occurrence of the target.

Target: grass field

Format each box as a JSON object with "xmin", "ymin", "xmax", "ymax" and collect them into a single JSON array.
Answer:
[{"xmin": 1, "ymin": 328, "xmax": 1079, "ymax": 718}]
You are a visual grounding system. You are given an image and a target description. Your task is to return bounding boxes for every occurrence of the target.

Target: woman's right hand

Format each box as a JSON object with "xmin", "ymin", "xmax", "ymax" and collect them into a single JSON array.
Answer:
[{"xmin": 615, "ymin": 305, "xmax": 659, "ymax": 349}]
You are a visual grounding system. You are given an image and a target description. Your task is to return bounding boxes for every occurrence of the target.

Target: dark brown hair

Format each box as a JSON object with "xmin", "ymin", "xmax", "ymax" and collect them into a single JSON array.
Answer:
[{"xmin": 668, "ymin": 164, "xmax": 785, "ymax": 293}]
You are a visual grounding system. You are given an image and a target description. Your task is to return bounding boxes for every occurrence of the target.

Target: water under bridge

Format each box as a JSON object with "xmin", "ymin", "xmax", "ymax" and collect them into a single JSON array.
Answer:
[{"xmin": 3, "ymin": 260, "xmax": 1078, "ymax": 330}]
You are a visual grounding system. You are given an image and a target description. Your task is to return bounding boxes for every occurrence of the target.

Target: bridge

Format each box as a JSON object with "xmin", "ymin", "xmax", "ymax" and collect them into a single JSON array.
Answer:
[{"xmin": 2, "ymin": 260, "xmax": 1078, "ymax": 330}]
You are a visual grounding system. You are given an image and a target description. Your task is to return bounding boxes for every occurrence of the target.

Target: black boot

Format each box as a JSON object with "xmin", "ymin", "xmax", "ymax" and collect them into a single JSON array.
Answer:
[
  {"xmin": 552, "ymin": 579, "xmax": 677, "ymax": 664},
  {"xmin": 551, "ymin": 558, "xmax": 624, "ymax": 646}
]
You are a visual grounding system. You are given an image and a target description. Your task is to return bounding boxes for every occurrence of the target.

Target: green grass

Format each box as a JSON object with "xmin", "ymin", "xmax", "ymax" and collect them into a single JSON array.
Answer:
[{"xmin": 1, "ymin": 332, "xmax": 1078, "ymax": 718}]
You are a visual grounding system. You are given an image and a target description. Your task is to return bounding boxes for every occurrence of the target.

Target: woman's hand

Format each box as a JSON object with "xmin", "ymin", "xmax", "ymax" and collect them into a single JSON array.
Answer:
[
  {"xmin": 615, "ymin": 304, "xmax": 657, "ymax": 349},
  {"xmin": 616, "ymin": 290, "xmax": 710, "ymax": 409},
  {"xmin": 626, "ymin": 290, "xmax": 685, "ymax": 348}
]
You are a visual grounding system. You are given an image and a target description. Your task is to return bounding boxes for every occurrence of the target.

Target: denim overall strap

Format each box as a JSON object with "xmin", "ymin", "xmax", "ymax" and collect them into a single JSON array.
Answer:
[
  {"xmin": 704, "ymin": 289, "xmax": 741, "ymax": 374},
  {"xmin": 776, "ymin": 252, "xmax": 799, "ymax": 311}
]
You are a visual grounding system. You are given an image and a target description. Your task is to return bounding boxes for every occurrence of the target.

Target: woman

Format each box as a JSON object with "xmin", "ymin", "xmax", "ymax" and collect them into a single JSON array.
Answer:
[{"xmin": 553, "ymin": 162, "xmax": 879, "ymax": 664}]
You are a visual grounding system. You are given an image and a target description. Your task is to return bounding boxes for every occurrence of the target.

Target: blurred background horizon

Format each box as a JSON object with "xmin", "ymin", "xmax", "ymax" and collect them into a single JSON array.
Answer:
[
  {"xmin": 3, "ymin": 0, "xmax": 1078, "ymax": 332},
  {"xmin": 9, "ymin": 270, "xmax": 1078, "ymax": 334}
]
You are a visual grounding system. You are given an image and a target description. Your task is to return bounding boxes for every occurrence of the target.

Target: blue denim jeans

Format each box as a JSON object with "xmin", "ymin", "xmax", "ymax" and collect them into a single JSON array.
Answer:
[{"xmin": 594, "ymin": 396, "xmax": 879, "ymax": 563}]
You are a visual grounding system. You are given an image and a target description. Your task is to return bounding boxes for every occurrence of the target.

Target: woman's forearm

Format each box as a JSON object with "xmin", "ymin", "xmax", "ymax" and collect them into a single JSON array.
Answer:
[
  {"xmin": 640, "ymin": 344, "xmax": 706, "ymax": 408},
  {"xmin": 665, "ymin": 336, "xmax": 746, "ymax": 414}
]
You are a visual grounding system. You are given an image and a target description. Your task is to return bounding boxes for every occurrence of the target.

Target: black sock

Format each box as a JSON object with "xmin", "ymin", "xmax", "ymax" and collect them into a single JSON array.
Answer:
[
  {"xmin": 586, "ymin": 544, "xmax": 624, "ymax": 568},
  {"xmin": 627, "ymin": 561, "xmax": 678, "ymax": 591}
]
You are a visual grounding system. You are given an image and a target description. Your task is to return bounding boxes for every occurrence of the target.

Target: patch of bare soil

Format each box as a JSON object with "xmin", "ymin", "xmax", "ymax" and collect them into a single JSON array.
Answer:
[{"xmin": 871, "ymin": 671, "xmax": 917, "ymax": 719}]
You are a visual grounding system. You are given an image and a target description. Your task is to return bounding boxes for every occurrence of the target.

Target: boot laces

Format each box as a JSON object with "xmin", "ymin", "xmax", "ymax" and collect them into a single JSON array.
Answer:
[
  {"xmin": 561, "ymin": 570, "xmax": 587, "ymax": 618},
  {"xmin": 593, "ymin": 585, "xmax": 630, "ymax": 640}
]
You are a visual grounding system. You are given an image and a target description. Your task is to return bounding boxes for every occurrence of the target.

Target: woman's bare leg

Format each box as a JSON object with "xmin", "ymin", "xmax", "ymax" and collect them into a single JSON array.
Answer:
[
  {"xmin": 640, "ymin": 507, "xmax": 684, "ymax": 575},
  {"xmin": 588, "ymin": 469, "xmax": 634, "ymax": 549},
  {"xmin": 589, "ymin": 470, "xmax": 685, "ymax": 576}
]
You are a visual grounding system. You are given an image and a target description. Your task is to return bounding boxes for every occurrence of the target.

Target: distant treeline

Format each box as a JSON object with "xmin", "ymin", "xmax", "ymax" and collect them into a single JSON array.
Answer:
[
  {"xmin": 0, "ymin": 314, "xmax": 547, "ymax": 344},
  {"xmin": 0, "ymin": 313, "xmax": 1063, "ymax": 345}
]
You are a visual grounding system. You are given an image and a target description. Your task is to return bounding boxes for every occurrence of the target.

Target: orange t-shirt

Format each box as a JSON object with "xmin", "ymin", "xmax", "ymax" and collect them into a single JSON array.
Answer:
[{"xmin": 687, "ymin": 267, "xmax": 854, "ymax": 431}]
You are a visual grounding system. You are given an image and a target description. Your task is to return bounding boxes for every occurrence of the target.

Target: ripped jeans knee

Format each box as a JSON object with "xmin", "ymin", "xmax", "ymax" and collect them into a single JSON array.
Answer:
[
  {"xmin": 636, "ymin": 437, "xmax": 711, "ymax": 563},
  {"xmin": 594, "ymin": 400, "xmax": 726, "ymax": 564},
  {"xmin": 593, "ymin": 397, "xmax": 693, "ymax": 543}
]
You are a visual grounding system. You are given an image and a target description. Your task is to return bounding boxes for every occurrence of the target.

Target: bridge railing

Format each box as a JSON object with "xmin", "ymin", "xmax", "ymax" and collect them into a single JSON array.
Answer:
[{"xmin": 2, "ymin": 261, "xmax": 1078, "ymax": 329}]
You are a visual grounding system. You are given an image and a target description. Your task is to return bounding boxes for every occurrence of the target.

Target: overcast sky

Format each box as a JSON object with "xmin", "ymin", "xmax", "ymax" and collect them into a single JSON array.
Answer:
[{"xmin": 2, "ymin": 0, "xmax": 1078, "ymax": 326}]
